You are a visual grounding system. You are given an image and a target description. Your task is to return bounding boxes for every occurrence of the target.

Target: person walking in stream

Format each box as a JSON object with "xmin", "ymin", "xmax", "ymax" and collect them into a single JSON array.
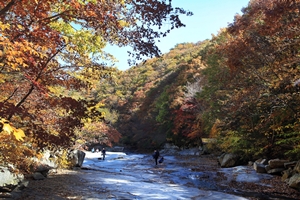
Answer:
[
  {"xmin": 152, "ymin": 150, "xmax": 160, "ymax": 165},
  {"xmin": 101, "ymin": 148, "xmax": 106, "ymax": 160}
]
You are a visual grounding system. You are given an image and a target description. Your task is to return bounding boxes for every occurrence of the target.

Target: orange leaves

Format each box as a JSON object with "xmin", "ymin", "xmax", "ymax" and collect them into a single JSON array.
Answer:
[
  {"xmin": 0, "ymin": 0, "xmax": 194, "ymax": 163},
  {"xmin": 201, "ymin": 0, "xmax": 300, "ymax": 159},
  {"xmin": 76, "ymin": 121, "xmax": 121, "ymax": 147},
  {"xmin": 0, "ymin": 34, "xmax": 47, "ymax": 70},
  {"xmin": 71, "ymin": 0, "xmax": 81, "ymax": 9}
]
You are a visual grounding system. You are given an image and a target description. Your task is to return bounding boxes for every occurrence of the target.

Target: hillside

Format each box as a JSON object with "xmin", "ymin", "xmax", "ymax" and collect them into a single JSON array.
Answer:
[
  {"xmin": 101, "ymin": 42, "xmax": 208, "ymax": 150},
  {"xmin": 99, "ymin": 1, "xmax": 300, "ymax": 162}
]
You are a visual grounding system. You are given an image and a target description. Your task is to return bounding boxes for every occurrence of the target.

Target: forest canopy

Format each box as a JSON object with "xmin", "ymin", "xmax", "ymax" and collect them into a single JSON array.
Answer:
[
  {"xmin": 0, "ymin": 0, "xmax": 192, "ymax": 169},
  {"xmin": 107, "ymin": 0, "xmax": 300, "ymax": 162},
  {"xmin": 1, "ymin": 0, "xmax": 300, "ymax": 173}
]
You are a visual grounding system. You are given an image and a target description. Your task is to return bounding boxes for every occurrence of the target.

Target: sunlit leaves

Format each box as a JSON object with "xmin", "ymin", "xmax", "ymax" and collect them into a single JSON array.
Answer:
[
  {"xmin": 0, "ymin": 21, "xmax": 9, "ymax": 30},
  {"xmin": 75, "ymin": 120, "xmax": 121, "ymax": 147},
  {"xmin": 199, "ymin": 0, "xmax": 300, "ymax": 160},
  {"xmin": 50, "ymin": 20, "xmax": 106, "ymax": 57},
  {"xmin": 13, "ymin": 128, "xmax": 26, "ymax": 141},
  {"xmin": 0, "ymin": 118, "xmax": 34, "ymax": 173},
  {"xmin": 0, "ymin": 0, "xmax": 192, "ymax": 170},
  {"xmin": 0, "ymin": 118, "xmax": 25, "ymax": 141},
  {"xmin": 0, "ymin": 36, "xmax": 45, "ymax": 70}
]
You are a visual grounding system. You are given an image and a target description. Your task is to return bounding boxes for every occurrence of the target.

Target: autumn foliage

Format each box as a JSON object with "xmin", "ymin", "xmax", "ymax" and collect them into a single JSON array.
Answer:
[
  {"xmin": 200, "ymin": 0, "xmax": 300, "ymax": 160},
  {"xmin": 0, "ymin": 0, "xmax": 191, "ymax": 170},
  {"xmin": 2, "ymin": 0, "xmax": 299, "ymax": 172},
  {"xmin": 109, "ymin": 0, "xmax": 300, "ymax": 161}
]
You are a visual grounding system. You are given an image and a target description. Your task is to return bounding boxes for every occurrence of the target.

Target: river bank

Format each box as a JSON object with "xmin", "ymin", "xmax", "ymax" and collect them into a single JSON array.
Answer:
[{"xmin": 12, "ymin": 152, "xmax": 300, "ymax": 200}]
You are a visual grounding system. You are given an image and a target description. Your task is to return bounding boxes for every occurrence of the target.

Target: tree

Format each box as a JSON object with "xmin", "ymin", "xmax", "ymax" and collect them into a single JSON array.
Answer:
[
  {"xmin": 206, "ymin": 0, "xmax": 300, "ymax": 160},
  {"xmin": 0, "ymin": 0, "xmax": 192, "ymax": 168}
]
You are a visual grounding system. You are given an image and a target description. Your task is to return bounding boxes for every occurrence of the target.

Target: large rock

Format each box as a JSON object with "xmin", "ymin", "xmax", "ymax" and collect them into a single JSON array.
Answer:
[
  {"xmin": 284, "ymin": 161, "xmax": 297, "ymax": 169},
  {"xmin": 32, "ymin": 149, "xmax": 58, "ymax": 169},
  {"xmin": 260, "ymin": 159, "xmax": 268, "ymax": 165},
  {"xmin": 253, "ymin": 162, "xmax": 267, "ymax": 173},
  {"xmin": 294, "ymin": 160, "xmax": 300, "ymax": 173},
  {"xmin": 70, "ymin": 150, "xmax": 86, "ymax": 167},
  {"xmin": 268, "ymin": 159, "xmax": 289, "ymax": 169},
  {"xmin": 288, "ymin": 173, "xmax": 300, "ymax": 190},
  {"xmin": 0, "ymin": 166, "xmax": 24, "ymax": 192},
  {"xmin": 282, "ymin": 168, "xmax": 294, "ymax": 181},
  {"xmin": 34, "ymin": 164, "xmax": 53, "ymax": 177},
  {"xmin": 32, "ymin": 172, "xmax": 45, "ymax": 180},
  {"xmin": 219, "ymin": 153, "xmax": 239, "ymax": 168}
]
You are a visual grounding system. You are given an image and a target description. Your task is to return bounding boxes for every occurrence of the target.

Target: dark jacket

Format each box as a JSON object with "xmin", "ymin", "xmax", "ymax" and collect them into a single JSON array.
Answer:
[{"xmin": 153, "ymin": 151, "xmax": 159, "ymax": 159}]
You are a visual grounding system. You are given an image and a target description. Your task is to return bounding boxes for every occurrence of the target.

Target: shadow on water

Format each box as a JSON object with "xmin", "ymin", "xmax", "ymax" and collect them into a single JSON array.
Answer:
[{"xmin": 168, "ymin": 170, "xmax": 219, "ymax": 190}]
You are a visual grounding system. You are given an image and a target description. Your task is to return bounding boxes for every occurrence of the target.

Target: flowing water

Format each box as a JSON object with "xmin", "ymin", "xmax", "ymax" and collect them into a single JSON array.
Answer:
[{"xmin": 79, "ymin": 151, "xmax": 273, "ymax": 200}]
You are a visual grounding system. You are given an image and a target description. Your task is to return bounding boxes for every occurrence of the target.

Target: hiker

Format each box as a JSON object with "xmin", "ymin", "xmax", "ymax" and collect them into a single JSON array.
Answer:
[
  {"xmin": 153, "ymin": 150, "xmax": 160, "ymax": 165},
  {"xmin": 101, "ymin": 148, "xmax": 106, "ymax": 160}
]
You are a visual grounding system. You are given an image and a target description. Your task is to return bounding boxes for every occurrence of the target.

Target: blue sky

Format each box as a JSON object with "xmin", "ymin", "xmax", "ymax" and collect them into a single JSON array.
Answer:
[{"xmin": 105, "ymin": 0, "xmax": 250, "ymax": 71}]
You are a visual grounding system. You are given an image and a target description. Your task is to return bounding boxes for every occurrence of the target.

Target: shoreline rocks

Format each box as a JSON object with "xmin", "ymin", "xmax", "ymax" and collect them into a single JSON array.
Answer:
[{"xmin": 253, "ymin": 158, "xmax": 300, "ymax": 190}]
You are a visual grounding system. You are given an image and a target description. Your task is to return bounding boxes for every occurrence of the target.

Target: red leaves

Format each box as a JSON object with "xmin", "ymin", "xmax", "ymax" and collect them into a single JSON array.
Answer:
[
  {"xmin": 203, "ymin": 0, "xmax": 300, "ymax": 160},
  {"xmin": 172, "ymin": 97, "xmax": 202, "ymax": 142},
  {"xmin": 23, "ymin": 73, "xmax": 48, "ymax": 96}
]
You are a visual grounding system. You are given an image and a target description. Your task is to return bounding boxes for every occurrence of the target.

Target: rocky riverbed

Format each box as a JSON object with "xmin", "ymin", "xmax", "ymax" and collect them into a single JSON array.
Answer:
[{"xmin": 12, "ymin": 151, "xmax": 300, "ymax": 200}]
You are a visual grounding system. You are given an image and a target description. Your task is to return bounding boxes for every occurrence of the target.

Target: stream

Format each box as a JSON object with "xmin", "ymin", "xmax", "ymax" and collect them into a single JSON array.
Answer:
[{"xmin": 78, "ymin": 151, "xmax": 276, "ymax": 200}]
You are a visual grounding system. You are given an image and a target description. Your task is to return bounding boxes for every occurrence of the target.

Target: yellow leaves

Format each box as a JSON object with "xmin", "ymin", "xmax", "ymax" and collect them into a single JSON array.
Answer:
[
  {"xmin": 75, "ymin": 139, "xmax": 85, "ymax": 144},
  {"xmin": 56, "ymin": 149, "xmax": 72, "ymax": 168},
  {"xmin": 2, "ymin": 122, "xmax": 14, "ymax": 134},
  {"xmin": 120, "ymin": 0, "xmax": 125, "ymax": 5},
  {"xmin": 0, "ymin": 118, "xmax": 26, "ymax": 141},
  {"xmin": 88, "ymin": 101, "xmax": 105, "ymax": 112},
  {"xmin": 119, "ymin": 20, "xmax": 130, "ymax": 27},
  {"xmin": 17, "ymin": 24, "xmax": 24, "ymax": 30},
  {"xmin": 0, "ymin": 21, "xmax": 10, "ymax": 31},
  {"xmin": 62, "ymin": 35, "xmax": 69, "ymax": 43},
  {"xmin": 115, "ymin": 90, "xmax": 123, "ymax": 97},
  {"xmin": 0, "ymin": 74, "xmax": 5, "ymax": 83},
  {"xmin": 13, "ymin": 129, "xmax": 26, "ymax": 141}
]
